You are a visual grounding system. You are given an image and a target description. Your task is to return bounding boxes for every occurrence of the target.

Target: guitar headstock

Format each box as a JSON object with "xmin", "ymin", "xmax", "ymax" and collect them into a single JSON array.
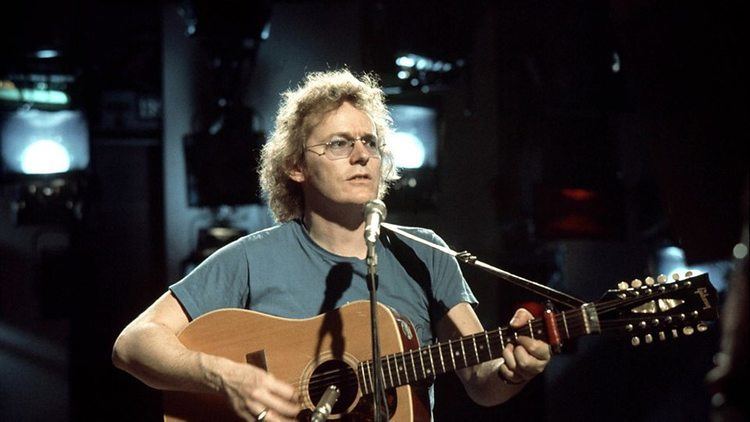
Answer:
[{"xmin": 596, "ymin": 271, "xmax": 719, "ymax": 346}]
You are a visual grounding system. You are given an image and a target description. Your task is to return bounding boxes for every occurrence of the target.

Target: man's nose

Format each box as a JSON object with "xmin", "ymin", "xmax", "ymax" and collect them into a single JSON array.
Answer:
[{"xmin": 349, "ymin": 140, "xmax": 370, "ymax": 164}]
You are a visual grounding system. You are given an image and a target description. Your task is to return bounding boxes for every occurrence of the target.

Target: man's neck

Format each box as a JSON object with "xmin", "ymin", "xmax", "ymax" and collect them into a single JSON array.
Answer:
[{"xmin": 302, "ymin": 208, "xmax": 368, "ymax": 259}]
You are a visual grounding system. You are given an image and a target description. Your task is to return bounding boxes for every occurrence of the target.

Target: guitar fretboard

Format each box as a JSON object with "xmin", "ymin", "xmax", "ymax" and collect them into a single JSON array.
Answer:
[{"xmin": 356, "ymin": 308, "xmax": 586, "ymax": 394}]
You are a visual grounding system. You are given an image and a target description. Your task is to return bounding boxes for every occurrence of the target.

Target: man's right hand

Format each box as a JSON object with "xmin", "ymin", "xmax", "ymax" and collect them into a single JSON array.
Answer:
[{"xmin": 209, "ymin": 356, "xmax": 302, "ymax": 421}]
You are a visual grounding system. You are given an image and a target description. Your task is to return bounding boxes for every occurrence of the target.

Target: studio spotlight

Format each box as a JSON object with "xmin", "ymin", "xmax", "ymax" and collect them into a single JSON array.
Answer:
[
  {"xmin": 0, "ymin": 60, "xmax": 89, "ymax": 225},
  {"xmin": 1, "ymin": 109, "xmax": 89, "ymax": 176},
  {"xmin": 386, "ymin": 102, "xmax": 440, "ymax": 211}
]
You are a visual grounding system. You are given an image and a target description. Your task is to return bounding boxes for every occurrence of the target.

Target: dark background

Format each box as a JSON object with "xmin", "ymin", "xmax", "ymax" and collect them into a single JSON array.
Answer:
[{"xmin": 0, "ymin": 1, "xmax": 747, "ymax": 421}]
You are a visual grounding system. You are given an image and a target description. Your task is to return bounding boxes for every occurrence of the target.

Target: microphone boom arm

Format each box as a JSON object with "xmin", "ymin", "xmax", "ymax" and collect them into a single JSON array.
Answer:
[{"xmin": 381, "ymin": 223, "xmax": 585, "ymax": 309}]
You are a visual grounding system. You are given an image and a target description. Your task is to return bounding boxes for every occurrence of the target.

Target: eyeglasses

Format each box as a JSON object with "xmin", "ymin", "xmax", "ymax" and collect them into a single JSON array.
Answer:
[{"xmin": 305, "ymin": 134, "xmax": 382, "ymax": 160}]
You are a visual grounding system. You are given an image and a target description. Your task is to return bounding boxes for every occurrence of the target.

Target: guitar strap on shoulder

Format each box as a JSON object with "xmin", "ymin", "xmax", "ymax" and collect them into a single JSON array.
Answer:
[{"xmin": 379, "ymin": 226, "xmax": 446, "ymax": 336}]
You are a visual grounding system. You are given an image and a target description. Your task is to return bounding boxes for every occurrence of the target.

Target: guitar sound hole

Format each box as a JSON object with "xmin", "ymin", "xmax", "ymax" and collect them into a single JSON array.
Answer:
[{"xmin": 307, "ymin": 360, "xmax": 358, "ymax": 415}]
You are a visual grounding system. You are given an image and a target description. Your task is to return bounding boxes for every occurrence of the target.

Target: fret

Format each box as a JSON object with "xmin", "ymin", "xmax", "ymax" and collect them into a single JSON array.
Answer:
[
  {"xmin": 513, "ymin": 330, "xmax": 519, "ymax": 342},
  {"xmin": 448, "ymin": 341, "xmax": 457, "ymax": 369},
  {"xmin": 485, "ymin": 332, "xmax": 493, "ymax": 360},
  {"xmin": 528, "ymin": 320, "xmax": 535, "ymax": 339},
  {"xmin": 410, "ymin": 351, "xmax": 418, "ymax": 380},
  {"xmin": 418, "ymin": 348, "xmax": 427, "ymax": 379},
  {"xmin": 425, "ymin": 348, "xmax": 435, "ymax": 377},
  {"xmin": 498, "ymin": 327, "xmax": 505, "ymax": 349},
  {"xmin": 561, "ymin": 310, "xmax": 570, "ymax": 338},
  {"xmin": 459, "ymin": 339, "xmax": 467, "ymax": 367},
  {"xmin": 400, "ymin": 354, "xmax": 410, "ymax": 383},
  {"xmin": 393, "ymin": 354, "xmax": 402, "ymax": 385},
  {"xmin": 437, "ymin": 343, "xmax": 446, "ymax": 372},
  {"xmin": 385, "ymin": 356, "xmax": 394, "ymax": 388},
  {"xmin": 471, "ymin": 335, "xmax": 479, "ymax": 365}
]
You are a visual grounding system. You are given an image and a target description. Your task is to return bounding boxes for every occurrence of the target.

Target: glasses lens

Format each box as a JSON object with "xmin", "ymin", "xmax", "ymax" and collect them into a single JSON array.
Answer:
[
  {"xmin": 326, "ymin": 136, "xmax": 352, "ymax": 158},
  {"xmin": 361, "ymin": 135, "xmax": 381, "ymax": 156}
]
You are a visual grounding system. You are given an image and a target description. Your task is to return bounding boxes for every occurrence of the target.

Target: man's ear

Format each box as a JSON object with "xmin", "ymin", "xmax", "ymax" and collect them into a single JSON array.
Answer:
[{"xmin": 288, "ymin": 163, "xmax": 305, "ymax": 183}]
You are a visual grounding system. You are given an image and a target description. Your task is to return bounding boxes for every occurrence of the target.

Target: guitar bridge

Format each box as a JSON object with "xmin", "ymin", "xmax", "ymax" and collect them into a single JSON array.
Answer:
[{"xmin": 581, "ymin": 303, "xmax": 601, "ymax": 334}]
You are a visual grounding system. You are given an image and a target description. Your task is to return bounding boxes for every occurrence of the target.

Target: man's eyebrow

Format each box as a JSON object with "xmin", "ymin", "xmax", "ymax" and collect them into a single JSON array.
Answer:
[{"xmin": 325, "ymin": 131, "xmax": 377, "ymax": 138}]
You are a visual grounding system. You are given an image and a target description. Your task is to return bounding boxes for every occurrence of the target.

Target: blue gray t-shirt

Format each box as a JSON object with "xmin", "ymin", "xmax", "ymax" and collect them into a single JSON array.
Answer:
[{"xmin": 171, "ymin": 219, "xmax": 477, "ymax": 347}]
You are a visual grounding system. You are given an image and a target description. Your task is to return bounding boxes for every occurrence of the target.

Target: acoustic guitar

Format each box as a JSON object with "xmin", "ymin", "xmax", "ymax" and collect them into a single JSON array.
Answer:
[{"xmin": 164, "ymin": 272, "xmax": 718, "ymax": 421}]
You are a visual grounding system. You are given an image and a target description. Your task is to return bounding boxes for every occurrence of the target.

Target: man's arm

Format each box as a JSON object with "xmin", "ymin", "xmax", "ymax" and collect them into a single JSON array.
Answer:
[
  {"xmin": 112, "ymin": 291, "xmax": 300, "ymax": 421},
  {"xmin": 435, "ymin": 302, "xmax": 551, "ymax": 407}
]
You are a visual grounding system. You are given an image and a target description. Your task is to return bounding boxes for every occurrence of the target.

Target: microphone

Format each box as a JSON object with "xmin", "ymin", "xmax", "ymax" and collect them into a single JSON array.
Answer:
[
  {"xmin": 364, "ymin": 199, "xmax": 387, "ymax": 244},
  {"xmin": 310, "ymin": 385, "xmax": 340, "ymax": 422}
]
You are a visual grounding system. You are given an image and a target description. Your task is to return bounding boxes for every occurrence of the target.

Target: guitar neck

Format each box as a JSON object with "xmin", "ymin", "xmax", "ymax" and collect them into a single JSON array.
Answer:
[
  {"xmin": 356, "ymin": 272, "xmax": 717, "ymax": 395},
  {"xmin": 357, "ymin": 307, "xmax": 593, "ymax": 394}
]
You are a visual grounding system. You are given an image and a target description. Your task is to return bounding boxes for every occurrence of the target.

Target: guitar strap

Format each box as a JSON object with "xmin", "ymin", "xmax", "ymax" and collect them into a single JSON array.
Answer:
[{"xmin": 379, "ymin": 227, "xmax": 449, "ymax": 338}]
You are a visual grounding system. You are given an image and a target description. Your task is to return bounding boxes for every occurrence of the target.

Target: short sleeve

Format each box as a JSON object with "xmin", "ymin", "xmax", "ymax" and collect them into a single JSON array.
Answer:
[{"xmin": 169, "ymin": 239, "xmax": 250, "ymax": 320}]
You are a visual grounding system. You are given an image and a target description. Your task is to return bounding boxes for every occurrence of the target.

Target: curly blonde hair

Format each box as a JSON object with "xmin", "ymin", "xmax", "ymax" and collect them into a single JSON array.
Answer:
[{"xmin": 259, "ymin": 69, "xmax": 399, "ymax": 222}]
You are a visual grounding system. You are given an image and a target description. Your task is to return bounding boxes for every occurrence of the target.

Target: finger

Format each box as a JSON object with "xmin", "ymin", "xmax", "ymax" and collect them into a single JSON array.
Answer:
[
  {"xmin": 501, "ymin": 343, "xmax": 517, "ymax": 372},
  {"xmin": 253, "ymin": 408, "xmax": 297, "ymax": 422},
  {"xmin": 509, "ymin": 308, "xmax": 534, "ymax": 328},
  {"xmin": 249, "ymin": 389, "xmax": 301, "ymax": 418},
  {"xmin": 515, "ymin": 337, "xmax": 552, "ymax": 360},
  {"xmin": 498, "ymin": 361, "xmax": 516, "ymax": 381},
  {"xmin": 264, "ymin": 374, "xmax": 299, "ymax": 402},
  {"xmin": 512, "ymin": 345, "xmax": 547, "ymax": 379}
]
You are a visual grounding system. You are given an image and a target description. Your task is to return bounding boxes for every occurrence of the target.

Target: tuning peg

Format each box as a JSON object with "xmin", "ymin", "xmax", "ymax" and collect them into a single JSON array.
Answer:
[
  {"xmin": 672, "ymin": 273, "xmax": 681, "ymax": 281},
  {"xmin": 645, "ymin": 276, "xmax": 655, "ymax": 285},
  {"xmin": 685, "ymin": 270, "xmax": 693, "ymax": 277},
  {"xmin": 631, "ymin": 279, "xmax": 643, "ymax": 288},
  {"xmin": 658, "ymin": 331, "xmax": 666, "ymax": 341},
  {"xmin": 657, "ymin": 274, "xmax": 667, "ymax": 284},
  {"xmin": 697, "ymin": 322, "xmax": 709, "ymax": 332},
  {"xmin": 631, "ymin": 336, "xmax": 641, "ymax": 346},
  {"xmin": 617, "ymin": 281, "xmax": 629, "ymax": 290},
  {"xmin": 682, "ymin": 326, "xmax": 695, "ymax": 335},
  {"xmin": 645, "ymin": 334, "xmax": 653, "ymax": 344}
]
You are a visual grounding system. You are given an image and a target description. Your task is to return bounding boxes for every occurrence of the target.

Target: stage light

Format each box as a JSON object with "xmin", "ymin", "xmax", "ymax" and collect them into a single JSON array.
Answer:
[
  {"xmin": 390, "ymin": 132, "xmax": 425, "ymax": 169},
  {"xmin": 611, "ymin": 51, "xmax": 621, "ymax": 73},
  {"xmin": 393, "ymin": 53, "xmax": 464, "ymax": 92},
  {"xmin": 385, "ymin": 103, "xmax": 439, "ymax": 211},
  {"xmin": 20, "ymin": 140, "xmax": 71, "ymax": 174},
  {"xmin": 1, "ymin": 109, "xmax": 89, "ymax": 176},
  {"xmin": 654, "ymin": 244, "xmax": 730, "ymax": 292},
  {"xmin": 0, "ymin": 83, "xmax": 69, "ymax": 105},
  {"xmin": 389, "ymin": 104, "xmax": 437, "ymax": 170}
]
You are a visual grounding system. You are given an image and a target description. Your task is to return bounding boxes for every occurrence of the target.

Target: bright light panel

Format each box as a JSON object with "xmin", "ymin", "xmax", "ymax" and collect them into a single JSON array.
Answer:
[
  {"xmin": 1, "ymin": 109, "xmax": 89, "ymax": 175},
  {"xmin": 389, "ymin": 105, "xmax": 438, "ymax": 169}
]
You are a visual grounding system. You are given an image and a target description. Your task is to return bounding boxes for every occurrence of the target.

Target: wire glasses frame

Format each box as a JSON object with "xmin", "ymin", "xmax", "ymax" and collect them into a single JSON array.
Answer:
[{"xmin": 305, "ymin": 134, "xmax": 383, "ymax": 160}]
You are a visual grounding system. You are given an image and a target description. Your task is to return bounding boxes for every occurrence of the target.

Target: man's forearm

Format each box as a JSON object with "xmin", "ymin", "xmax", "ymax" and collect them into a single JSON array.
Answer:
[{"xmin": 112, "ymin": 321, "xmax": 226, "ymax": 394}]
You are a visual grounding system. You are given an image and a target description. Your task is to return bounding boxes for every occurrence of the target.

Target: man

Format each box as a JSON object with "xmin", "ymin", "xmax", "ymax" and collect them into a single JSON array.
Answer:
[{"xmin": 112, "ymin": 69, "xmax": 551, "ymax": 421}]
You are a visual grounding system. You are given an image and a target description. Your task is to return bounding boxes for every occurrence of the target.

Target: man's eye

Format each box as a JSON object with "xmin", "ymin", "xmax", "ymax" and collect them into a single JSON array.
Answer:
[
  {"xmin": 328, "ymin": 138, "xmax": 350, "ymax": 149},
  {"xmin": 363, "ymin": 137, "xmax": 379, "ymax": 149}
]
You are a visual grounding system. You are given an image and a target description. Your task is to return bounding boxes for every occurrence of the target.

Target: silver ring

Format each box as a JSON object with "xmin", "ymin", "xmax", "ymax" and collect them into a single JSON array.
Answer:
[{"xmin": 256, "ymin": 408, "xmax": 269, "ymax": 421}]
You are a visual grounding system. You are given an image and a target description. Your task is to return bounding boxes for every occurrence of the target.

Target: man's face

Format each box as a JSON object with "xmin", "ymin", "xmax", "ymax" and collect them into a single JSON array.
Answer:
[{"xmin": 290, "ymin": 101, "xmax": 381, "ymax": 212}]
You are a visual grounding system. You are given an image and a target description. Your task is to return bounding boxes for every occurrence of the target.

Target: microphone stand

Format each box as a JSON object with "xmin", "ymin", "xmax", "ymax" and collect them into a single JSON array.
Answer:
[
  {"xmin": 366, "ymin": 240, "xmax": 387, "ymax": 422},
  {"xmin": 381, "ymin": 223, "xmax": 585, "ymax": 309}
]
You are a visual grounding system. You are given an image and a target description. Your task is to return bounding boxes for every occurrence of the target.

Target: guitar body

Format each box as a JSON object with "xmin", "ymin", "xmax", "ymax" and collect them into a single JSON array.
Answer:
[{"xmin": 163, "ymin": 301, "xmax": 429, "ymax": 421}]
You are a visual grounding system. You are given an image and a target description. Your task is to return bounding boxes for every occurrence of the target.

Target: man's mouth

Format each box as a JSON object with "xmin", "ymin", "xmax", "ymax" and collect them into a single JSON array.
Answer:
[{"xmin": 348, "ymin": 174, "xmax": 371, "ymax": 180}]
